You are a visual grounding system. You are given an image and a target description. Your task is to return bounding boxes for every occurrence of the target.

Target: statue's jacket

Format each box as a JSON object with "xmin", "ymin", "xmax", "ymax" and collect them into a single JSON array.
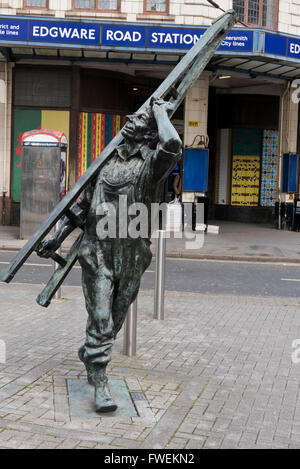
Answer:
[{"xmin": 77, "ymin": 141, "xmax": 182, "ymax": 251}]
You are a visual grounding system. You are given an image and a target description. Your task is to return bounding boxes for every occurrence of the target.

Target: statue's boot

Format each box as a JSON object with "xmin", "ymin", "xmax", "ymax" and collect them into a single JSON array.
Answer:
[
  {"xmin": 78, "ymin": 348, "xmax": 117, "ymax": 413},
  {"xmin": 94, "ymin": 381, "xmax": 117, "ymax": 413}
]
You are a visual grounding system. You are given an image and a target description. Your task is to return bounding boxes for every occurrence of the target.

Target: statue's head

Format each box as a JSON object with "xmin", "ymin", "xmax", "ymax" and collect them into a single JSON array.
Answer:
[{"xmin": 121, "ymin": 107, "xmax": 158, "ymax": 149}]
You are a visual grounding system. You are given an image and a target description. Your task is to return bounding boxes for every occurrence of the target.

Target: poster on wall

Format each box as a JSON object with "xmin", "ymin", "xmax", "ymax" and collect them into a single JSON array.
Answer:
[
  {"xmin": 12, "ymin": 110, "xmax": 70, "ymax": 202},
  {"xmin": 77, "ymin": 112, "xmax": 126, "ymax": 179},
  {"xmin": 231, "ymin": 129, "xmax": 261, "ymax": 207},
  {"xmin": 231, "ymin": 156, "xmax": 261, "ymax": 206}
]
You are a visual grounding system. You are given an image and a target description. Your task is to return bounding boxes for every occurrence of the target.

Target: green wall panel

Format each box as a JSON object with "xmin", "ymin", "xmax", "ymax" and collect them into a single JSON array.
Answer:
[
  {"xmin": 232, "ymin": 129, "xmax": 262, "ymax": 157},
  {"xmin": 12, "ymin": 109, "xmax": 41, "ymax": 201}
]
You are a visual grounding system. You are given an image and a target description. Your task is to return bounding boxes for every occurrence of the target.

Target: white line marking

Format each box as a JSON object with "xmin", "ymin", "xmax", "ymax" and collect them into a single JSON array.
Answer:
[
  {"xmin": 0, "ymin": 261, "xmax": 81, "ymax": 268},
  {"xmin": 0, "ymin": 261, "xmax": 155, "ymax": 273},
  {"xmin": 0, "ymin": 261, "xmax": 54, "ymax": 267},
  {"xmin": 166, "ymin": 258, "xmax": 300, "ymax": 266},
  {"xmin": 281, "ymin": 278, "xmax": 300, "ymax": 282}
]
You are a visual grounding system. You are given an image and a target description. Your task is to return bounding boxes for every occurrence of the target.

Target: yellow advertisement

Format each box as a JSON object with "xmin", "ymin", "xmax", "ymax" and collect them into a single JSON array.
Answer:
[
  {"xmin": 231, "ymin": 156, "xmax": 260, "ymax": 206},
  {"xmin": 41, "ymin": 110, "xmax": 70, "ymax": 190}
]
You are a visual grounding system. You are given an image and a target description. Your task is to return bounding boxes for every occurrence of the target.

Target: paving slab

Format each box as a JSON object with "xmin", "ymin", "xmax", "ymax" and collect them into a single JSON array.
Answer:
[
  {"xmin": 67, "ymin": 379, "xmax": 138, "ymax": 419},
  {"xmin": 0, "ymin": 283, "xmax": 300, "ymax": 449}
]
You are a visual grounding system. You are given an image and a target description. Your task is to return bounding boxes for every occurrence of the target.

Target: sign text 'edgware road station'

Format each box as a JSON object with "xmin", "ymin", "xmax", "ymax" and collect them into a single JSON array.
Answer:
[{"xmin": 0, "ymin": 16, "xmax": 300, "ymax": 58}]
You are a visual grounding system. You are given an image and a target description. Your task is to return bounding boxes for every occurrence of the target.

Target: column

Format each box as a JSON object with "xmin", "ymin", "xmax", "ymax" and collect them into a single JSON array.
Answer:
[
  {"xmin": 0, "ymin": 61, "xmax": 12, "ymax": 224},
  {"xmin": 279, "ymin": 86, "xmax": 299, "ymax": 155},
  {"xmin": 279, "ymin": 85, "xmax": 299, "ymax": 196},
  {"xmin": 184, "ymin": 71, "xmax": 211, "ymax": 148},
  {"xmin": 182, "ymin": 72, "xmax": 210, "ymax": 203}
]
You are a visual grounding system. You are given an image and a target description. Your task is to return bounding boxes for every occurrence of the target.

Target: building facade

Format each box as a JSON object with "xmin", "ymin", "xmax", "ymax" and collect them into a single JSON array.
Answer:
[{"xmin": 0, "ymin": 0, "xmax": 299, "ymax": 226}]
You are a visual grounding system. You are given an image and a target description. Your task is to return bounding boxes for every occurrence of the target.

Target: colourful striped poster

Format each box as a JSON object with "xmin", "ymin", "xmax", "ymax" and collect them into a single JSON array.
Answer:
[{"xmin": 77, "ymin": 112, "xmax": 126, "ymax": 179}]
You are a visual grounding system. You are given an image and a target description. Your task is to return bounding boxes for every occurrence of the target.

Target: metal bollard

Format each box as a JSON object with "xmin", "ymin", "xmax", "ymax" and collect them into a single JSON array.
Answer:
[
  {"xmin": 123, "ymin": 298, "xmax": 137, "ymax": 356},
  {"xmin": 154, "ymin": 230, "xmax": 166, "ymax": 320},
  {"xmin": 53, "ymin": 221, "xmax": 62, "ymax": 299}
]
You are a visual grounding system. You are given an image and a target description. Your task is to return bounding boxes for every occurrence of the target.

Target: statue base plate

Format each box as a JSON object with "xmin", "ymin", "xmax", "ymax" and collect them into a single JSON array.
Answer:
[{"xmin": 67, "ymin": 379, "xmax": 138, "ymax": 419}]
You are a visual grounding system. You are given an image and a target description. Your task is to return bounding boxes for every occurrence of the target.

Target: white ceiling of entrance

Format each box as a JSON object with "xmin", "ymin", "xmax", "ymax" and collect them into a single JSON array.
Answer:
[{"xmin": 8, "ymin": 47, "xmax": 300, "ymax": 85}]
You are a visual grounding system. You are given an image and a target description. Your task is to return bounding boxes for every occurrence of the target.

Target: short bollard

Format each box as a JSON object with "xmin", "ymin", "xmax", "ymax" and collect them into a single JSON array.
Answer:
[
  {"xmin": 123, "ymin": 299, "xmax": 137, "ymax": 356},
  {"xmin": 53, "ymin": 222, "xmax": 62, "ymax": 299},
  {"xmin": 154, "ymin": 229, "xmax": 166, "ymax": 320}
]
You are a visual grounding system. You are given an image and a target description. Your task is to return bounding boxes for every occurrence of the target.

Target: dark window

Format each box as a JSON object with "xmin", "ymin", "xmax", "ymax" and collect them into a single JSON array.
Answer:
[
  {"xmin": 233, "ymin": 0, "xmax": 278, "ymax": 29},
  {"xmin": 144, "ymin": 0, "xmax": 168, "ymax": 13},
  {"xmin": 74, "ymin": 0, "xmax": 119, "ymax": 9},
  {"xmin": 14, "ymin": 69, "xmax": 71, "ymax": 108},
  {"xmin": 216, "ymin": 94, "xmax": 279, "ymax": 129},
  {"xmin": 24, "ymin": 0, "xmax": 47, "ymax": 6}
]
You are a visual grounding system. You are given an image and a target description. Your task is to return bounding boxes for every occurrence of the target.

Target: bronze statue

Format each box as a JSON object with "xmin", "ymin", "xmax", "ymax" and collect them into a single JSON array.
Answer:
[
  {"xmin": 36, "ymin": 99, "xmax": 182, "ymax": 412},
  {"xmin": 0, "ymin": 10, "xmax": 237, "ymax": 414}
]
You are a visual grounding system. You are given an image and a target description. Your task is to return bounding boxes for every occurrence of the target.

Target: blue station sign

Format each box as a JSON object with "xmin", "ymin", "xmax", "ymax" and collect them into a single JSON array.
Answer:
[
  {"xmin": 0, "ymin": 18, "xmax": 27, "ymax": 41},
  {"xmin": 288, "ymin": 37, "xmax": 300, "ymax": 58},
  {"xmin": 0, "ymin": 15, "xmax": 254, "ymax": 53},
  {"xmin": 102, "ymin": 24, "xmax": 146, "ymax": 47},
  {"xmin": 0, "ymin": 15, "xmax": 299, "ymax": 61},
  {"xmin": 29, "ymin": 21, "xmax": 100, "ymax": 45},
  {"xmin": 265, "ymin": 32, "xmax": 300, "ymax": 59},
  {"xmin": 146, "ymin": 27, "xmax": 252, "ymax": 51},
  {"xmin": 102, "ymin": 23, "xmax": 253, "ymax": 51}
]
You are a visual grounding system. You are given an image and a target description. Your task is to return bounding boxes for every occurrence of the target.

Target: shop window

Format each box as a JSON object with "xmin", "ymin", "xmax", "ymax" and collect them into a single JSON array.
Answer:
[
  {"xmin": 14, "ymin": 68, "xmax": 71, "ymax": 108},
  {"xmin": 24, "ymin": 0, "xmax": 48, "ymax": 7},
  {"xmin": 233, "ymin": 0, "xmax": 278, "ymax": 29},
  {"xmin": 144, "ymin": 0, "xmax": 169, "ymax": 14},
  {"xmin": 74, "ymin": 0, "xmax": 119, "ymax": 10}
]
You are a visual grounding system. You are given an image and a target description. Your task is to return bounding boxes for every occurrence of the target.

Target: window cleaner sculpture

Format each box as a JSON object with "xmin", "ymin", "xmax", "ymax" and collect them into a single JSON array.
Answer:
[{"xmin": 0, "ymin": 10, "xmax": 237, "ymax": 413}]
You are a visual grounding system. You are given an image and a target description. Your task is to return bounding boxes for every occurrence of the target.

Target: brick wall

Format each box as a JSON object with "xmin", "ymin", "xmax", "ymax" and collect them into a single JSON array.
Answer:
[{"xmin": 278, "ymin": 0, "xmax": 300, "ymax": 35}]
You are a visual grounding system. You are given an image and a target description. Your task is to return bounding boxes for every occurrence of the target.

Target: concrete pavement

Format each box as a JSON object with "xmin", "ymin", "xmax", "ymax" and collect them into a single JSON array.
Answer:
[
  {"xmin": 1, "ymin": 220, "xmax": 300, "ymax": 263},
  {"xmin": 0, "ymin": 283, "xmax": 300, "ymax": 449}
]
